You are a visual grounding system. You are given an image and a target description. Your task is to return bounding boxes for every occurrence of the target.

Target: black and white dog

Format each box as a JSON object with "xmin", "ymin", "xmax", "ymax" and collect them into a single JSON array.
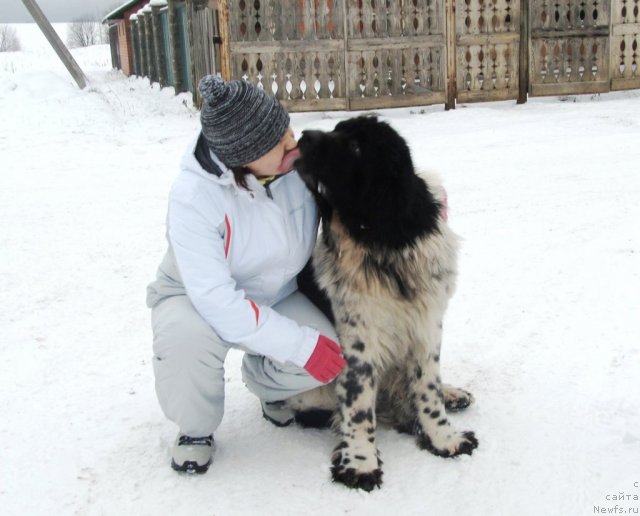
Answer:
[{"xmin": 290, "ymin": 116, "xmax": 478, "ymax": 491}]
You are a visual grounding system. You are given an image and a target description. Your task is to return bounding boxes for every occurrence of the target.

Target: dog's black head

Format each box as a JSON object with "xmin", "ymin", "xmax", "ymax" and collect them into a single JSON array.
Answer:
[{"xmin": 296, "ymin": 116, "xmax": 441, "ymax": 249}]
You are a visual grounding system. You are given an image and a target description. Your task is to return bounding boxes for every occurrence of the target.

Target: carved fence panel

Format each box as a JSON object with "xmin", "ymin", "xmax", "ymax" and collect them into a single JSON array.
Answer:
[
  {"xmin": 224, "ymin": 0, "xmax": 448, "ymax": 111},
  {"xmin": 216, "ymin": 0, "xmax": 640, "ymax": 110},
  {"xmin": 345, "ymin": 0, "xmax": 448, "ymax": 110},
  {"xmin": 529, "ymin": 0, "xmax": 611, "ymax": 96},
  {"xmin": 611, "ymin": 0, "xmax": 640, "ymax": 89},
  {"xmin": 455, "ymin": 0, "xmax": 521, "ymax": 102},
  {"xmin": 227, "ymin": 0, "xmax": 347, "ymax": 111}
]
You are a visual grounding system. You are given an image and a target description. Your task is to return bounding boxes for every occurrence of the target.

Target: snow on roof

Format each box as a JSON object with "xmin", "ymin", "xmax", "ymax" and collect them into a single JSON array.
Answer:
[{"xmin": 102, "ymin": 0, "xmax": 148, "ymax": 23}]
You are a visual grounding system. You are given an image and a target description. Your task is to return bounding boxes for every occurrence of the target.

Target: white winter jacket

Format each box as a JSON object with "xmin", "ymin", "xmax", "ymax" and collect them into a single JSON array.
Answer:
[{"xmin": 147, "ymin": 133, "xmax": 321, "ymax": 367}]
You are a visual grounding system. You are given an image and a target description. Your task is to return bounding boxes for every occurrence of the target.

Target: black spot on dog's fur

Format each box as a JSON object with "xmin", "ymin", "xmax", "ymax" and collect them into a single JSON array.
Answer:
[
  {"xmin": 347, "ymin": 356, "xmax": 373, "ymax": 375},
  {"xmin": 341, "ymin": 357, "xmax": 375, "ymax": 407},
  {"xmin": 362, "ymin": 253, "xmax": 417, "ymax": 300},
  {"xmin": 352, "ymin": 341, "xmax": 365, "ymax": 352},
  {"xmin": 294, "ymin": 409, "xmax": 333, "ymax": 429},
  {"xmin": 352, "ymin": 409, "xmax": 373, "ymax": 424},
  {"xmin": 341, "ymin": 380, "xmax": 363, "ymax": 408}
]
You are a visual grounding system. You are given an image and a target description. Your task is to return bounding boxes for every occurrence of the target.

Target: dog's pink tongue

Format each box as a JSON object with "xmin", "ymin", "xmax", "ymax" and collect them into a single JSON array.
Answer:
[
  {"xmin": 440, "ymin": 187, "xmax": 448, "ymax": 222},
  {"xmin": 278, "ymin": 147, "xmax": 302, "ymax": 173}
]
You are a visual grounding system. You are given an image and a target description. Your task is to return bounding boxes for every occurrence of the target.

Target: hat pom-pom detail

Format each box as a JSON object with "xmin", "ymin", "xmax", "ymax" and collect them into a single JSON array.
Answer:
[{"xmin": 198, "ymin": 75, "xmax": 226, "ymax": 104}]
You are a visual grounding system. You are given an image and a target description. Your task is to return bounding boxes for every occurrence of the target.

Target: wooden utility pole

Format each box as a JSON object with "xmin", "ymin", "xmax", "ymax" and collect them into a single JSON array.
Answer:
[
  {"xmin": 517, "ymin": 0, "xmax": 529, "ymax": 104},
  {"xmin": 445, "ymin": 0, "xmax": 457, "ymax": 110},
  {"xmin": 21, "ymin": 0, "xmax": 89, "ymax": 89},
  {"xmin": 217, "ymin": 0, "xmax": 231, "ymax": 81}
]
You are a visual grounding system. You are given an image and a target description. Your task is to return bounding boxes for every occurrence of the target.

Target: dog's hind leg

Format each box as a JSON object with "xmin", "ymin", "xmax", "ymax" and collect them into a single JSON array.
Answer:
[
  {"xmin": 443, "ymin": 384, "xmax": 475, "ymax": 412},
  {"xmin": 286, "ymin": 385, "xmax": 337, "ymax": 429},
  {"xmin": 409, "ymin": 322, "xmax": 478, "ymax": 457},
  {"xmin": 331, "ymin": 353, "xmax": 382, "ymax": 492}
]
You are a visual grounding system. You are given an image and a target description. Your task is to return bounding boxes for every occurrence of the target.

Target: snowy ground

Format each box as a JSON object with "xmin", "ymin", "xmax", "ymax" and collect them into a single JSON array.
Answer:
[{"xmin": 1, "ymin": 24, "xmax": 639, "ymax": 516}]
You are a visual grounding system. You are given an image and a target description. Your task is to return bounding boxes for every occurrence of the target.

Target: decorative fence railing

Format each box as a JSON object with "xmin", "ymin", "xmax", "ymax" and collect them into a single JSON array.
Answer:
[{"xmin": 118, "ymin": 0, "xmax": 640, "ymax": 110}]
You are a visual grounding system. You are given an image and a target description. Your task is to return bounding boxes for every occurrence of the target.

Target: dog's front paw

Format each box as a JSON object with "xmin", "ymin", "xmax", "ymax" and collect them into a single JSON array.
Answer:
[
  {"xmin": 332, "ymin": 465, "xmax": 383, "ymax": 492},
  {"xmin": 331, "ymin": 446, "xmax": 383, "ymax": 492},
  {"xmin": 417, "ymin": 430, "xmax": 478, "ymax": 458},
  {"xmin": 443, "ymin": 385, "xmax": 475, "ymax": 412}
]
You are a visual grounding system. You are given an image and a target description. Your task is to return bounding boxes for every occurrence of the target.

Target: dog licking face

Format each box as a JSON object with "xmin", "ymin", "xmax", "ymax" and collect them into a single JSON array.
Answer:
[
  {"xmin": 296, "ymin": 115, "xmax": 443, "ymax": 250},
  {"xmin": 292, "ymin": 116, "xmax": 477, "ymax": 492}
]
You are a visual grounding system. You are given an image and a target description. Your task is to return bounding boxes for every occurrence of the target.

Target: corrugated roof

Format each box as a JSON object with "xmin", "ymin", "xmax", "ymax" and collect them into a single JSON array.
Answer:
[{"xmin": 102, "ymin": 0, "xmax": 148, "ymax": 23}]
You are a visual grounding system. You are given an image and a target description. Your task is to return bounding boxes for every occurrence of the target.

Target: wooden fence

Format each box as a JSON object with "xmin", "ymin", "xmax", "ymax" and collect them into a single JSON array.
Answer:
[
  {"xmin": 118, "ymin": 0, "xmax": 640, "ymax": 110},
  {"xmin": 217, "ymin": 0, "xmax": 640, "ymax": 110},
  {"xmin": 127, "ymin": 0, "xmax": 207, "ymax": 94}
]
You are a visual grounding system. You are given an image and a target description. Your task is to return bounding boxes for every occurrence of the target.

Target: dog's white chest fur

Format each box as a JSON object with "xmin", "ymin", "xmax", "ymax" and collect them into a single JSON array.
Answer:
[{"xmin": 313, "ymin": 215, "xmax": 459, "ymax": 370}]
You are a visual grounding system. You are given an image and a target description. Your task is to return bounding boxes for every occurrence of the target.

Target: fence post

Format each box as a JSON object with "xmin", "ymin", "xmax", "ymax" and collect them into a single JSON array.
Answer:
[
  {"xmin": 151, "ymin": 0, "xmax": 168, "ymax": 87},
  {"xmin": 129, "ymin": 15, "xmax": 139, "ymax": 76},
  {"xmin": 137, "ymin": 8, "xmax": 149, "ymax": 77},
  {"xmin": 186, "ymin": 0, "xmax": 199, "ymax": 104},
  {"xmin": 518, "ymin": 0, "xmax": 529, "ymax": 104},
  {"xmin": 445, "ymin": 0, "xmax": 457, "ymax": 110},
  {"xmin": 217, "ymin": 0, "xmax": 232, "ymax": 81},
  {"xmin": 143, "ymin": 6, "xmax": 158, "ymax": 83},
  {"xmin": 341, "ymin": 0, "xmax": 351, "ymax": 111},
  {"xmin": 608, "ymin": 0, "xmax": 614, "ymax": 91},
  {"xmin": 167, "ymin": 0, "xmax": 185, "ymax": 93}
]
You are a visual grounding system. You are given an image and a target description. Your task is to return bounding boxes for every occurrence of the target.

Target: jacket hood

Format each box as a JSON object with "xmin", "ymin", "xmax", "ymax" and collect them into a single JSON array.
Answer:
[{"xmin": 180, "ymin": 132, "xmax": 236, "ymax": 187}]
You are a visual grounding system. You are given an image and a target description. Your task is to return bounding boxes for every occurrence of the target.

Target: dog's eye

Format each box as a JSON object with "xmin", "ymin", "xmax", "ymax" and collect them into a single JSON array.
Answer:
[{"xmin": 349, "ymin": 140, "xmax": 361, "ymax": 156}]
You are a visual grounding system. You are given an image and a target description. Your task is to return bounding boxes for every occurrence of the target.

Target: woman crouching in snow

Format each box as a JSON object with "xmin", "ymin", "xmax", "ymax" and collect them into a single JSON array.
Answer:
[{"xmin": 146, "ymin": 75, "xmax": 345, "ymax": 474}]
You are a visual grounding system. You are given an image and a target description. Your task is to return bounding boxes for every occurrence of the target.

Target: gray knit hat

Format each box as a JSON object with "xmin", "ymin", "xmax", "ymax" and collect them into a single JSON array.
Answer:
[{"xmin": 198, "ymin": 75, "xmax": 290, "ymax": 168}]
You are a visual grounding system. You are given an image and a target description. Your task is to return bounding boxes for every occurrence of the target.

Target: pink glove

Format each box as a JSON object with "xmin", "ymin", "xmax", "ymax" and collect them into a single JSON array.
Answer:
[{"xmin": 304, "ymin": 335, "xmax": 346, "ymax": 383}]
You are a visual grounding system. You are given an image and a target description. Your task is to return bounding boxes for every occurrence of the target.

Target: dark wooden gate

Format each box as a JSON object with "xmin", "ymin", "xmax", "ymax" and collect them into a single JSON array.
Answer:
[
  {"xmin": 109, "ymin": 24, "xmax": 121, "ymax": 70},
  {"xmin": 191, "ymin": 3, "xmax": 219, "ymax": 86}
]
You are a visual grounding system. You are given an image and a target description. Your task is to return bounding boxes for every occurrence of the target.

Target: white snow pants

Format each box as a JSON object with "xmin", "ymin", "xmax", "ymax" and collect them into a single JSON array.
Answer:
[{"xmin": 151, "ymin": 291, "xmax": 337, "ymax": 437}]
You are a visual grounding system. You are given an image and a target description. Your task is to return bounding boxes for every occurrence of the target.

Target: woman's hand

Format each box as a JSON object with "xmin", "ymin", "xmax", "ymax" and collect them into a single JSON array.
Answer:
[{"xmin": 303, "ymin": 335, "xmax": 346, "ymax": 383}]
